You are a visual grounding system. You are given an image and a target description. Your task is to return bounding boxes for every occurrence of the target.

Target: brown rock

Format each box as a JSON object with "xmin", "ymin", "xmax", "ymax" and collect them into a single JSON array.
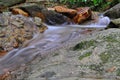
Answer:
[
  {"xmin": 73, "ymin": 7, "xmax": 92, "ymax": 24},
  {"xmin": 18, "ymin": 5, "xmax": 46, "ymax": 20},
  {"xmin": 34, "ymin": 12, "xmax": 45, "ymax": 22},
  {"xmin": 11, "ymin": 8, "xmax": 29, "ymax": 17},
  {"xmin": 47, "ymin": 8, "xmax": 55, "ymax": 11},
  {"xmin": 54, "ymin": 6, "xmax": 76, "ymax": 13},
  {"xmin": 0, "ymin": 72, "xmax": 11, "ymax": 80},
  {"xmin": 0, "ymin": 51, "xmax": 7, "ymax": 57},
  {"xmin": 18, "ymin": 5, "xmax": 72, "ymax": 25},
  {"xmin": 0, "ymin": 13, "xmax": 47, "ymax": 52},
  {"xmin": 54, "ymin": 6, "xmax": 77, "ymax": 18},
  {"xmin": 106, "ymin": 66, "xmax": 116, "ymax": 72}
]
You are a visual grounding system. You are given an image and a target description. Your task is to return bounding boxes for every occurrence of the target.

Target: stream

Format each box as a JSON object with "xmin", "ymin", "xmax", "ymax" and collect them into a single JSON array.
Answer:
[{"xmin": 0, "ymin": 16, "xmax": 110, "ymax": 74}]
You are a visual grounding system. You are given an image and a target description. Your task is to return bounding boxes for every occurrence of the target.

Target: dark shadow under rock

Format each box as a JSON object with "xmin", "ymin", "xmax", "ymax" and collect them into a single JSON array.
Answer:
[
  {"xmin": 19, "ymin": 5, "xmax": 72, "ymax": 25},
  {"xmin": 107, "ymin": 18, "xmax": 120, "ymax": 28},
  {"xmin": 40, "ymin": 71, "xmax": 56, "ymax": 78},
  {"xmin": 42, "ymin": 9, "xmax": 72, "ymax": 25}
]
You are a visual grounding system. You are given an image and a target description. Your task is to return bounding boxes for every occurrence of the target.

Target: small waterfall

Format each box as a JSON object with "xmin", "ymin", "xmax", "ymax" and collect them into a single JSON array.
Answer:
[
  {"xmin": 0, "ymin": 16, "xmax": 110, "ymax": 74},
  {"xmin": 0, "ymin": 25, "xmax": 82, "ymax": 74}
]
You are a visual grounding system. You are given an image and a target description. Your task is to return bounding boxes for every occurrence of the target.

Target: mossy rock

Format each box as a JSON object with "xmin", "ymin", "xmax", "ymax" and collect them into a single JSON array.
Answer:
[
  {"xmin": 73, "ymin": 40, "xmax": 97, "ymax": 50},
  {"xmin": 99, "ymin": 52, "xmax": 112, "ymax": 64},
  {"xmin": 78, "ymin": 51, "xmax": 92, "ymax": 60}
]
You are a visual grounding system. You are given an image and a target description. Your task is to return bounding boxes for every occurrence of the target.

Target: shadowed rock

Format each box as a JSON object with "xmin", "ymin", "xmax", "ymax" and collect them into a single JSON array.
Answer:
[
  {"xmin": 12, "ymin": 5, "xmax": 72, "ymax": 25},
  {"xmin": 0, "ymin": 0, "xmax": 25, "ymax": 7},
  {"xmin": 104, "ymin": 3, "xmax": 120, "ymax": 19}
]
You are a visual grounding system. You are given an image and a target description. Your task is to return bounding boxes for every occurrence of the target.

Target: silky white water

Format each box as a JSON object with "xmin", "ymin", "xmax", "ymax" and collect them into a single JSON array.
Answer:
[{"xmin": 0, "ymin": 16, "xmax": 110, "ymax": 74}]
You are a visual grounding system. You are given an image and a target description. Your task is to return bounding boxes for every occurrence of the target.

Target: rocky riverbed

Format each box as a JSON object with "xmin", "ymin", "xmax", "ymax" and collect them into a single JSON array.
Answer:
[
  {"xmin": 0, "ymin": 1, "xmax": 120, "ymax": 80},
  {"xmin": 7, "ymin": 28, "xmax": 120, "ymax": 80},
  {"xmin": 0, "ymin": 12, "xmax": 47, "ymax": 53}
]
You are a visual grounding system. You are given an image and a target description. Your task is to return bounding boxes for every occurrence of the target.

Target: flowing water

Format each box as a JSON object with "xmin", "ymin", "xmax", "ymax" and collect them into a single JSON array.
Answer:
[{"xmin": 0, "ymin": 16, "xmax": 110, "ymax": 74}]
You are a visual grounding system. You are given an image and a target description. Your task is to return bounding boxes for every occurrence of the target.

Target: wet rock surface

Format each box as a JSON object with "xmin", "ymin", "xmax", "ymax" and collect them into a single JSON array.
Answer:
[
  {"xmin": 0, "ymin": 12, "xmax": 47, "ymax": 52},
  {"xmin": 6, "ymin": 29, "xmax": 120, "ymax": 80}
]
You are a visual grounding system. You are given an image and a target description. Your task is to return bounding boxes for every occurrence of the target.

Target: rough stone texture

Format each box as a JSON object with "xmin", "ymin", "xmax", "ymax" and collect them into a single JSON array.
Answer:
[
  {"xmin": 104, "ymin": 3, "xmax": 120, "ymax": 19},
  {"xmin": 0, "ymin": 12, "xmax": 47, "ymax": 52},
  {"xmin": 0, "ymin": 0, "xmax": 25, "ymax": 7},
  {"xmin": 5, "ymin": 28, "xmax": 120, "ymax": 80},
  {"xmin": 107, "ymin": 18, "xmax": 120, "ymax": 28},
  {"xmin": 18, "ymin": 5, "xmax": 72, "ymax": 25},
  {"xmin": 54, "ymin": 6, "xmax": 77, "ymax": 18},
  {"xmin": 111, "ymin": 18, "xmax": 120, "ymax": 28},
  {"xmin": 73, "ymin": 7, "xmax": 92, "ymax": 24}
]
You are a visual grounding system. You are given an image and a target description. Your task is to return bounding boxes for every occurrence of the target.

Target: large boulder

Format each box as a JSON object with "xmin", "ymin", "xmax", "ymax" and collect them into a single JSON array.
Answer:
[
  {"xmin": 13, "ymin": 5, "xmax": 72, "ymax": 25},
  {"xmin": 104, "ymin": 3, "xmax": 120, "ymax": 19},
  {"xmin": 0, "ymin": 0, "xmax": 25, "ymax": 7},
  {"xmin": 0, "ymin": 12, "xmax": 47, "ymax": 53},
  {"xmin": 1, "ymin": 29, "xmax": 120, "ymax": 80},
  {"xmin": 110, "ymin": 18, "xmax": 120, "ymax": 28},
  {"xmin": 107, "ymin": 18, "xmax": 120, "ymax": 28}
]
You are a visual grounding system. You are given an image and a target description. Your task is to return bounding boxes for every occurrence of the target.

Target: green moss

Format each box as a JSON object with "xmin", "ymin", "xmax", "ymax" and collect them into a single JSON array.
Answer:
[
  {"xmin": 89, "ymin": 63, "xmax": 104, "ymax": 74},
  {"xmin": 116, "ymin": 68, "xmax": 120, "ymax": 76},
  {"xmin": 103, "ymin": 35, "xmax": 119, "ymax": 42},
  {"xmin": 99, "ymin": 52, "xmax": 111, "ymax": 64},
  {"xmin": 78, "ymin": 52, "xmax": 92, "ymax": 60},
  {"xmin": 73, "ymin": 40, "xmax": 96, "ymax": 50}
]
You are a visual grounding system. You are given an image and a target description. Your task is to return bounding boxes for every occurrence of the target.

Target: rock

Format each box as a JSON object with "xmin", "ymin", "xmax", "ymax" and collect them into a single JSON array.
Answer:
[
  {"xmin": 11, "ymin": 8, "xmax": 29, "ymax": 17},
  {"xmin": 42, "ymin": 9, "xmax": 72, "ymax": 25},
  {"xmin": 34, "ymin": 17, "xmax": 42, "ymax": 26},
  {"xmin": 47, "ymin": 7, "xmax": 55, "ymax": 11},
  {"xmin": 0, "ymin": 51, "xmax": 7, "ymax": 57},
  {"xmin": 54, "ymin": 6, "xmax": 77, "ymax": 18},
  {"xmin": 2, "ymin": 29, "xmax": 120, "ymax": 80},
  {"xmin": 73, "ymin": 7, "xmax": 92, "ymax": 24},
  {"xmin": 111, "ymin": 18, "xmax": 120, "ymax": 28},
  {"xmin": 33, "ymin": 17, "xmax": 48, "ymax": 33},
  {"xmin": 18, "ymin": 5, "xmax": 72, "ymax": 25},
  {"xmin": 19, "ymin": 5, "xmax": 46, "ymax": 19},
  {"xmin": 107, "ymin": 18, "xmax": 120, "ymax": 28},
  {"xmin": 0, "ymin": 12, "xmax": 47, "ymax": 52},
  {"xmin": 40, "ymin": 71, "xmax": 56, "ymax": 78},
  {"xmin": 0, "ymin": 0, "xmax": 25, "ymax": 7},
  {"xmin": 26, "ymin": 0, "xmax": 47, "ymax": 3},
  {"xmin": 104, "ymin": 3, "xmax": 120, "ymax": 19},
  {"xmin": 0, "ymin": 13, "xmax": 9, "ymax": 26}
]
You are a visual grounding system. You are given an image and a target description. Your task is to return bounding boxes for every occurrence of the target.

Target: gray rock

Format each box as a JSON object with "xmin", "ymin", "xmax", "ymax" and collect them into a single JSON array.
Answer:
[
  {"xmin": 0, "ymin": 0, "xmax": 25, "ymax": 7},
  {"xmin": 111, "ymin": 18, "xmax": 120, "ymax": 28},
  {"xmin": 4, "ymin": 29, "xmax": 120, "ymax": 80},
  {"xmin": 0, "ymin": 12, "xmax": 45, "ymax": 52},
  {"xmin": 104, "ymin": 3, "xmax": 120, "ymax": 19},
  {"xmin": 40, "ymin": 71, "xmax": 56, "ymax": 78}
]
